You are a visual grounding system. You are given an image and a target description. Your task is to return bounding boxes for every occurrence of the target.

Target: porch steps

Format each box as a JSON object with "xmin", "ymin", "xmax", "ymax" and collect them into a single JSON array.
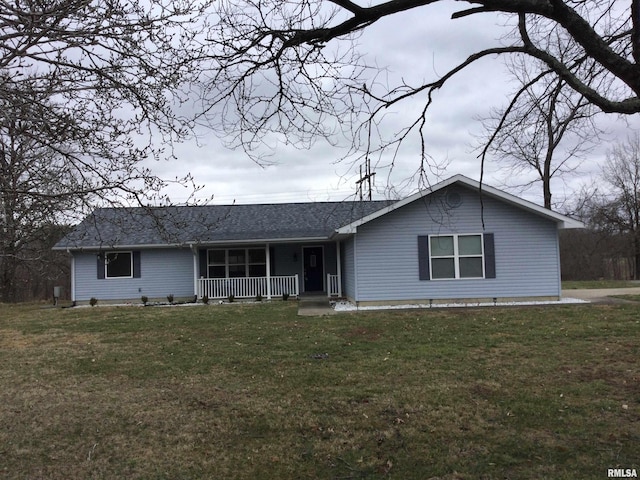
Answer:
[{"xmin": 297, "ymin": 295, "xmax": 336, "ymax": 316}]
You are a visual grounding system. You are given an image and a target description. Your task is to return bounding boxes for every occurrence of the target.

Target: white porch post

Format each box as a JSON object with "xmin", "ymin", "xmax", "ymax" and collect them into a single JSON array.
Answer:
[
  {"xmin": 266, "ymin": 243, "xmax": 272, "ymax": 300},
  {"xmin": 336, "ymin": 240, "xmax": 342, "ymax": 297},
  {"xmin": 191, "ymin": 245, "xmax": 199, "ymax": 298},
  {"xmin": 70, "ymin": 253, "xmax": 76, "ymax": 303}
]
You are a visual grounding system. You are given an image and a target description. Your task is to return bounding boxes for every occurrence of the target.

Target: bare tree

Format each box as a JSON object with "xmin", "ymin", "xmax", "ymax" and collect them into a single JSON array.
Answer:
[
  {"xmin": 479, "ymin": 66, "xmax": 602, "ymax": 210},
  {"xmin": 200, "ymin": 0, "xmax": 640, "ymax": 180},
  {"xmin": 586, "ymin": 133, "xmax": 640, "ymax": 279},
  {"xmin": 0, "ymin": 92, "xmax": 69, "ymax": 301},
  {"xmin": 558, "ymin": 183, "xmax": 630, "ymax": 280},
  {"xmin": 0, "ymin": 0, "xmax": 216, "ymax": 301},
  {"xmin": 1, "ymin": 1, "xmax": 217, "ymax": 205}
]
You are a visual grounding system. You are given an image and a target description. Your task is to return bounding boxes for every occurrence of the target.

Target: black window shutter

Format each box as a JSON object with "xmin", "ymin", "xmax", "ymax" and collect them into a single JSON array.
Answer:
[
  {"xmin": 97, "ymin": 253, "xmax": 105, "ymax": 279},
  {"xmin": 133, "ymin": 251, "xmax": 141, "ymax": 278},
  {"xmin": 484, "ymin": 233, "xmax": 496, "ymax": 279},
  {"xmin": 418, "ymin": 236, "xmax": 430, "ymax": 281},
  {"xmin": 198, "ymin": 249, "xmax": 208, "ymax": 278}
]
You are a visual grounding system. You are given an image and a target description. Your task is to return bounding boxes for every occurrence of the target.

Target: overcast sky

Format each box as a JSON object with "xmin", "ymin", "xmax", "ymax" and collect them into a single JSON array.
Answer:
[{"xmin": 147, "ymin": 4, "xmax": 640, "ymax": 208}]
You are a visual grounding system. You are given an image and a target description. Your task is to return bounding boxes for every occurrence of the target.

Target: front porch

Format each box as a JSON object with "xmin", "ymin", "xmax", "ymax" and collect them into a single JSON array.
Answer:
[{"xmin": 195, "ymin": 242, "xmax": 342, "ymax": 300}]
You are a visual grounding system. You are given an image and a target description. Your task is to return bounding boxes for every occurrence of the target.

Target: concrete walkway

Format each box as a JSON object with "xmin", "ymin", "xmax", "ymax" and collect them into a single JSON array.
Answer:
[{"xmin": 297, "ymin": 295, "xmax": 337, "ymax": 316}]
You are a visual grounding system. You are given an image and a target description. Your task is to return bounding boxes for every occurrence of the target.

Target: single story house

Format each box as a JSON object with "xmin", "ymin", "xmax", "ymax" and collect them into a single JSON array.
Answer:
[{"xmin": 53, "ymin": 175, "xmax": 583, "ymax": 305}]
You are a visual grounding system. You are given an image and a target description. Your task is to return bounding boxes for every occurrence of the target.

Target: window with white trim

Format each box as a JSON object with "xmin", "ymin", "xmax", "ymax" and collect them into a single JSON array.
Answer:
[
  {"xmin": 105, "ymin": 251, "xmax": 133, "ymax": 278},
  {"xmin": 207, "ymin": 248, "xmax": 267, "ymax": 278},
  {"xmin": 429, "ymin": 234, "xmax": 484, "ymax": 279}
]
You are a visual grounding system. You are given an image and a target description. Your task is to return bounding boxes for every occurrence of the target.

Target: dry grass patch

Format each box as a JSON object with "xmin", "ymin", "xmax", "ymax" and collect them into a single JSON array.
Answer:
[
  {"xmin": 562, "ymin": 280, "xmax": 640, "ymax": 289},
  {"xmin": 0, "ymin": 302, "xmax": 638, "ymax": 479},
  {"xmin": 611, "ymin": 294, "xmax": 640, "ymax": 302}
]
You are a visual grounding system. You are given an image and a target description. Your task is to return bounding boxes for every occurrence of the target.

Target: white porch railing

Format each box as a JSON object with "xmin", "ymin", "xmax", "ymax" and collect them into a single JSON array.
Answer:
[
  {"xmin": 198, "ymin": 275, "xmax": 299, "ymax": 300},
  {"xmin": 327, "ymin": 274, "xmax": 341, "ymax": 297},
  {"xmin": 269, "ymin": 275, "xmax": 299, "ymax": 297}
]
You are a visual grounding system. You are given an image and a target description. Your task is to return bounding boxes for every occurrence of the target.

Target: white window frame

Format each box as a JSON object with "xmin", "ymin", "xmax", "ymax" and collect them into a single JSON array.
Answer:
[
  {"xmin": 105, "ymin": 251, "xmax": 133, "ymax": 279},
  {"xmin": 429, "ymin": 234, "xmax": 485, "ymax": 280},
  {"xmin": 207, "ymin": 248, "xmax": 267, "ymax": 278}
]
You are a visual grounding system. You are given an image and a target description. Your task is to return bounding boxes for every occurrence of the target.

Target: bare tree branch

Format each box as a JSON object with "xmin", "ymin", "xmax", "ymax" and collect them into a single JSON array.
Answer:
[
  {"xmin": 200, "ymin": 0, "xmax": 640, "ymax": 188},
  {"xmin": 0, "ymin": 0, "xmax": 216, "ymax": 302}
]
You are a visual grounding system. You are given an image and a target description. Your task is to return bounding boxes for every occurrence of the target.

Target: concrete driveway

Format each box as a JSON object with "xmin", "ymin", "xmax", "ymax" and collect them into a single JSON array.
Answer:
[{"xmin": 562, "ymin": 287, "xmax": 640, "ymax": 303}]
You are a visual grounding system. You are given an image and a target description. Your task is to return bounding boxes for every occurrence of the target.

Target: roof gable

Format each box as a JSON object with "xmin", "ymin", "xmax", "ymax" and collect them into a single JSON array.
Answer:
[{"xmin": 335, "ymin": 174, "xmax": 584, "ymax": 234}]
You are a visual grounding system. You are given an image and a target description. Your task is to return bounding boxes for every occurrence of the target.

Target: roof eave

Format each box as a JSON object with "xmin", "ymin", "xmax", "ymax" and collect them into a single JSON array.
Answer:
[
  {"xmin": 54, "ymin": 235, "xmax": 334, "ymax": 251},
  {"xmin": 558, "ymin": 218, "xmax": 586, "ymax": 229},
  {"xmin": 188, "ymin": 236, "xmax": 331, "ymax": 246},
  {"xmin": 335, "ymin": 176, "xmax": 464, "ymax": 234},
  {"xmin": 475, "ymin": 183, "xmax": 585, "ymax": 229},
  {"xmin": 52, "ymin": 242, "xmax": 189, "ymax": 251}
]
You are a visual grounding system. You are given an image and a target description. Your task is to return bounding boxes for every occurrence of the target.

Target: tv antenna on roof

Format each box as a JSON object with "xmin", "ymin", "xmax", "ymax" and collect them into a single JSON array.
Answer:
[{"xmin": 355, "ymin": 158, "xmax": 376, "ymax": 201}]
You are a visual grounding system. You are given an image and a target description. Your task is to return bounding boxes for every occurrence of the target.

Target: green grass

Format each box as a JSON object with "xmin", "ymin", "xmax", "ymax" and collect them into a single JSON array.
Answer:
[
  {"xmin": 0, "ymin": 302, "xmax": 639, "ymax": 479},
  {"xmin": 562, "ymin": 279, "xmax": 640, "ymax": 289},
  {"xmin": 611, "ymin": 294, "xmax": 640, "ymax": 302}
]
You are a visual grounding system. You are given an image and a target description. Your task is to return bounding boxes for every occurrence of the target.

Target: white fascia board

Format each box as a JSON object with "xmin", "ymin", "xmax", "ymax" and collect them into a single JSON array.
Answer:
[
  {"xmin": 558, "ymin": 218, "xmax": 586, "ymax": 229},
  {"xmin": 334, "ymin": 174, "xmax": 584, "ymax": 233},
  {"xmin": 471, "ymin": 179, "xmax": 585, "ymax": 229},
  {"xmin": 334, "ymin": 175, "xmax": 465, "ymax": 235}
]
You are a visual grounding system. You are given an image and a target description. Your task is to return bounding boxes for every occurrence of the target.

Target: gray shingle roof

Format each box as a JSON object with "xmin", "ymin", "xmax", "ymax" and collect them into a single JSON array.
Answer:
[{"xmin": 54, "ymin": 201, "xmax": 392, "ymax": 249}]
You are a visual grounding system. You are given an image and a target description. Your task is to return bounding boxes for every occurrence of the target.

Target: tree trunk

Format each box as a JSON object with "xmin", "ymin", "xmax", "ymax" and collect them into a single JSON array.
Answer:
[
  {"xmin": 543, "ymin": 176, "xmax": 552, "ymax": 210},
  {"xmin": 635, "ymin": 234, "xmax": 640, "ymax": 280},
  {"xmin": 0, "ymin": 254, "xmax": 18, "ymax": 302}
]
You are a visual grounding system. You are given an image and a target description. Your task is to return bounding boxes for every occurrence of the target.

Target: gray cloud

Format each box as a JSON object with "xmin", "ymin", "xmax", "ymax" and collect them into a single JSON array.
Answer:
[{"xmin": 148, "ymin": 6, "xmax": 640, "ymax": 207}]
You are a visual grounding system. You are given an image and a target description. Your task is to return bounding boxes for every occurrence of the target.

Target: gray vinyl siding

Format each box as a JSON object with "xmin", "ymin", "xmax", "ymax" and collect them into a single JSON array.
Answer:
[
  {"xmin": 342, "ymin": 237, "xmax": 356, "ymax": 300},
  {"xmin": 73, "ymin": 248, "xmax": 194, "ymax": 302},
  {"xmin": 323, "ymin": 243, "xmax": 338, "ymax": 276},
  {"xmin": 352, "ymin": 186, "xmax": 562, "ymax": 302}
]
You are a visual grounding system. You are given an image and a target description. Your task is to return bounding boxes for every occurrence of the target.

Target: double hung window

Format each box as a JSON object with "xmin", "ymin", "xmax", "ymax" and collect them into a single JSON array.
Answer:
[
  {"xmin": 105, "ymin": 251, "xmax": 133, "ymax": 279},
  {"xmin": 429, "ymin": 234, "xmax": 484, "ymax": 279},
  {"xmin": 207, "ymin": 248, "xmax": 267, "ymax": 278}
]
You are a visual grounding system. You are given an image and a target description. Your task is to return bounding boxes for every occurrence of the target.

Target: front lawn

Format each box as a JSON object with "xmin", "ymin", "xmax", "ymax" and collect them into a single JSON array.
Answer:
[{"xmin": 0, "ymin": 302, "xmax": 638, "ymax": 479}]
